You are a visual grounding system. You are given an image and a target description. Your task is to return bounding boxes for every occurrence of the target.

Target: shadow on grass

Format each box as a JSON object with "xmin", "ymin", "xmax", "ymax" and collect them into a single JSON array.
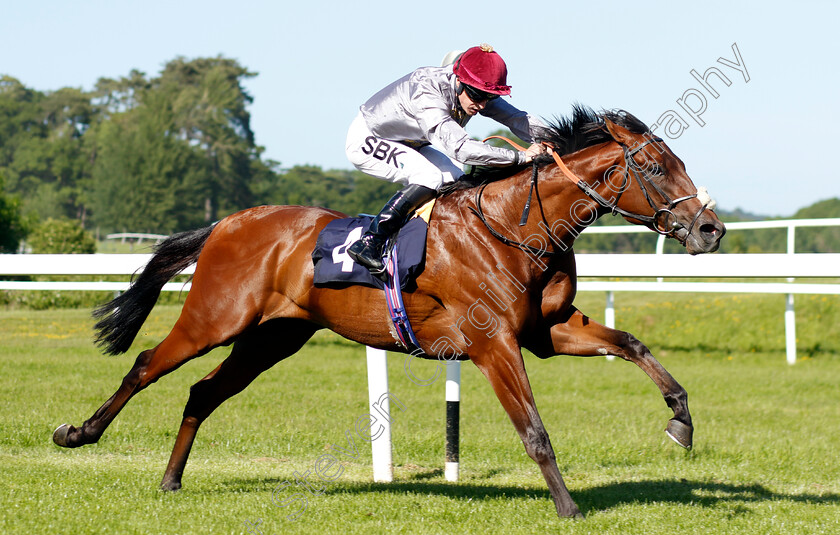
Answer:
[
  {"xmin": 654, "ymin": 342, "xmax": 840, "ymax": 358},
  {"xmin": 573, "ymin": 479, "xmax": 839, "ymax": 513},
  {"xmin": 217, "ymin": 476, "xmax": 839, "ymax": 514}
]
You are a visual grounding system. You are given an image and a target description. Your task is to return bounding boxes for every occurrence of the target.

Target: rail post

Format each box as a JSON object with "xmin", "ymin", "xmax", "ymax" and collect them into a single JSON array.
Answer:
[
  {"xmin": 444, "ymin": 361, "xmax": 461, "ymax": 481},
  {"xmin": 365, "ymin": 347, "xmax": 393, "ymax": 482},
  {"xmin": 605, "ymin": 290, "xmax": 616, "ymax": 361},
  {"xmin": 786, "ymin": 223, "xmax": 797, "ymax": 364}
]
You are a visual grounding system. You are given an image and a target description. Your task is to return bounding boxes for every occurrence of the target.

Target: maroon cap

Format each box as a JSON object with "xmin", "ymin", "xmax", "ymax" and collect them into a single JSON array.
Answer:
[{"xmin": 453, "ymin": 44, "xmax": 511, "ymax": 95}]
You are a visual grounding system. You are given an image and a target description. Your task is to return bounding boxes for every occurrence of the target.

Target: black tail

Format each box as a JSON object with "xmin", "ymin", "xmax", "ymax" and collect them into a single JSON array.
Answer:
[{"xmin": 93, "ymin": 225, "xmax": 216, "ymax": 355}]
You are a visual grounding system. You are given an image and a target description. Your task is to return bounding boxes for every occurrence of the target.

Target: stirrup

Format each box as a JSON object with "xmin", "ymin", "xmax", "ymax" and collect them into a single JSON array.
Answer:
[{"xmin": 347, "ymin": 236, "xmax": 387, "ymax": 280}]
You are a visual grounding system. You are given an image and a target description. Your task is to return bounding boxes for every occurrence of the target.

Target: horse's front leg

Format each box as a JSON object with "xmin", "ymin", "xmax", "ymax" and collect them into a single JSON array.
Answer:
[
  {"xmin": 469, "ymin": 334, "xmax": 583, "ymax": 519},
  {"xmin": 527, "ymin": 306, "xmax": 693, "ymax": 449}
]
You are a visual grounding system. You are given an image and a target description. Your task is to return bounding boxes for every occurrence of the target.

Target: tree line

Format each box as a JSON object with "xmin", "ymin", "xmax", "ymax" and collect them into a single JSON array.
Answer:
[
  {"xmin": 0, "ymin": 56, "xmax": 399, "ymax": 251},
  {"xmin": 0, "ymin": 55, "xmax": 838, "ymax": 254}
]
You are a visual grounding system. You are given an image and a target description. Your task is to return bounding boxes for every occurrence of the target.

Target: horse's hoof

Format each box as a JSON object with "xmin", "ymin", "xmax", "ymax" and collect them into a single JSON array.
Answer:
[
  {"xmin": 160, "ymin": 479, "xmax": 182, "ymax": 492},
  {"xmin": 52, "ymin": 424, "xmax": 75, "ymax": 448},
  {"xmin": 665, "ymin": 419, "xmax": 693, "ymax": 450},
  {"xmin": 561, "ymin": 510, "xmax": 584, "ymax": 520},
  {"xmin": 558, "ymin": 505, "xmax": 584, "ymax": 519}
]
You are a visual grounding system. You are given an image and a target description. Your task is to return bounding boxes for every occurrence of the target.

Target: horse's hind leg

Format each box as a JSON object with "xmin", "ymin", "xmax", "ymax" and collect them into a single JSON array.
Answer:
[
  {"xmin": 53, "ymin": 306, "xmax": 258, "ymax": 449},
  {"xmin": 53, "ymin": 324, "xmax": 209, "ymax": 448},
  {"xmin": 160, "ymin": 319, "xmax": 319, "ymax": 491},
  {"xmin": 534, "ymin": 307, "xmax": 693, "ymax": 449}
]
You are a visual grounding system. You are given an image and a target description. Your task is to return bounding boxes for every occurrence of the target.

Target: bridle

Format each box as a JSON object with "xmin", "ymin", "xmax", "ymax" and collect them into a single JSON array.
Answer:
[
  {"xmin": 470, "ymin": 134, "xmax": 714, "ymax": 257},
  {"xmin": 575, "ymin": 137, "xmax": 710, "ymax": 238}
]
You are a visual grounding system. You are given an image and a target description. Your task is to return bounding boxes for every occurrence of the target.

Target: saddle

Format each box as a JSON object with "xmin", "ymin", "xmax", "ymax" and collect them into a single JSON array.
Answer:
[
  {"xmin": 311, "ymin": 200, "xmax": 434, "ymax": 291},
  {"xmin": 311, "ymin": 201, "xmax": 434, "ymax": 352}
]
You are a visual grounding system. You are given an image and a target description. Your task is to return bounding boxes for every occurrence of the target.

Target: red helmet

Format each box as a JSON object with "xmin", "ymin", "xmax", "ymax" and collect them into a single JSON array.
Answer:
[{"xmin": 453, "ymin": 44, "xmax": 511, "ymax": 95}]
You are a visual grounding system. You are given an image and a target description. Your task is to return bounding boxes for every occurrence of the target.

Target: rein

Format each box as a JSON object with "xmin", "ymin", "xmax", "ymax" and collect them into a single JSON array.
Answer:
[
  {"xmin": 482, "ymin": 136, "xmax": 538, "ymax": 225},
  {"xmin": 470, "ymin": 135, "xmax": 714, "ymax": 257},
  {"xmin": 471, "ymin": 135, "xmax": 567, "ymax": 257}
]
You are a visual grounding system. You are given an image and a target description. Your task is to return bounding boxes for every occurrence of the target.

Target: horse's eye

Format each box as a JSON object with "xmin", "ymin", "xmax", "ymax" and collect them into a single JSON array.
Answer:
[{"xmin": 649, "ymin": 164, "xmax": 664, "ymax": 176}]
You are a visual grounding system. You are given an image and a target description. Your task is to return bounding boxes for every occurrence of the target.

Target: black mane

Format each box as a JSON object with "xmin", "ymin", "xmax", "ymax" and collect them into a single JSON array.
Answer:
[
  {"xmin": 443, "ymin": 105, "xmax": 650, "ymax": 193},
  {"xmin": 537, "ymin": 104, "xmax": 649, "ymax": 158}
]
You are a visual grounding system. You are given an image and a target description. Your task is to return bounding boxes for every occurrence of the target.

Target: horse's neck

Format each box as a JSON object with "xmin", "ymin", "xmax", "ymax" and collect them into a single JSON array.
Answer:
[
  {"xmin": 514, "ymin": 150, "xmax": 614, "ymax": 254},
  {"xmin": 435, "ymin": 154, "xmax": 614, "ymax": 280},
  {"xmin": 481, "ymin": 169, "xmax": 538, "ymax": 221}
]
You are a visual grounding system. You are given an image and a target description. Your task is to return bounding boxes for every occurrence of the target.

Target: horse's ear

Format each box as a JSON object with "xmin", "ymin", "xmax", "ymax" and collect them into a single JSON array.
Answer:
[{"xmin": 604, "ymin": 118, "xmax": 634, "ymax": 146}]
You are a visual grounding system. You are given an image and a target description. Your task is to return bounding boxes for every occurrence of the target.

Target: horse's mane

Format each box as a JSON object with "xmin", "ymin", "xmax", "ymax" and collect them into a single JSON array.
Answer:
[
  {"xmin": 538, "ymin": 104, "xmax": 649, "ymax": 156},
  {"xmin": 442, "ymin": 105, "xmax": 649, "ymax": 194}
]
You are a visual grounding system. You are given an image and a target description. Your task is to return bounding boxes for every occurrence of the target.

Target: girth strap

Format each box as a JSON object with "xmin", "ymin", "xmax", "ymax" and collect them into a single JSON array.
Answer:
[{"xmin": 383, "ymin": 244, "xmax": 423, "ymax": 353}]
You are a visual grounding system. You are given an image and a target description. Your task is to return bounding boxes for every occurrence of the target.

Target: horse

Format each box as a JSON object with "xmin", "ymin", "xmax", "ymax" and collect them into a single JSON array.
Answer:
[{"xmin": 52, "ymin": 106, "xmax": 725, "ymax": 519}]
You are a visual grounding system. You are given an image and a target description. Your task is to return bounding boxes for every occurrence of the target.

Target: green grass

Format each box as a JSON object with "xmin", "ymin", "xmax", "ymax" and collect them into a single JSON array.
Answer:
[{"xmin": 1, "ymin": 292, "xmax": 839, "ymax": 534}]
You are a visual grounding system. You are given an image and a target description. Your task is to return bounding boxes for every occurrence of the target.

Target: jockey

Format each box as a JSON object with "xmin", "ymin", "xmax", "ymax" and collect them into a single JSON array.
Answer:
[{"xmin": 345, "ymin": 43, "xmax": 548, "ymax": 278}]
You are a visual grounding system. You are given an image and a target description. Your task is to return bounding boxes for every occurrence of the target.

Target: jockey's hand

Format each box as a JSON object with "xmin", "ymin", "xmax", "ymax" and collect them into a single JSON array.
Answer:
[{"xmin": 523, "ymin": 143, "xmax": 547, "ymax": 163}]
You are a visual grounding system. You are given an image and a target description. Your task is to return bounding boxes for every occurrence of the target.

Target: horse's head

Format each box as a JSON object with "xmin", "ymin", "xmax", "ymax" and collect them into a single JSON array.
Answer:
[{"xmin": 597, "ymin": 114, "xmax": 726, "ymax": 254}]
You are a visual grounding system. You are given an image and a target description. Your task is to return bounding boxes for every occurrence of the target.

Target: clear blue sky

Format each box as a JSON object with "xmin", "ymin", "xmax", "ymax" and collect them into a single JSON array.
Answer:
[{"xmin": 2, "ymin": 1, "xmax": 837, "ymax": 216}]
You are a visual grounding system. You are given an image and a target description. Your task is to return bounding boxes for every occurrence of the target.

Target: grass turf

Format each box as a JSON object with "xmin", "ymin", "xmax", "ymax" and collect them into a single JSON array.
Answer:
[{"xmin": 1, "ymin": 291, "xmax": 839, "ymax": 534}]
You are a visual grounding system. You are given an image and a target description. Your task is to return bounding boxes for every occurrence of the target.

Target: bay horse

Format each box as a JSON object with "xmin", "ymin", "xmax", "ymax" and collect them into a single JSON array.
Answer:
[{"xmin": 53, "ymin": 107, "xmax": 725, "ymax": 519}]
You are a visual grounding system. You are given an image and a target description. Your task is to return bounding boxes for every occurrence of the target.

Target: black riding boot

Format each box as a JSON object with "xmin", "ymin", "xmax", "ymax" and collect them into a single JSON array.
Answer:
[{"xmin": 348, "ymin": 183, "xmax": 437, "ymax": 278}]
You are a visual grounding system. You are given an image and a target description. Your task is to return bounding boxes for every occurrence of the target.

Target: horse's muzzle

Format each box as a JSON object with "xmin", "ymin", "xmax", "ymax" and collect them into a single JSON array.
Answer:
[{"xmin": 684, "ymin": 212, "xmax": 726, "ymax": 254}]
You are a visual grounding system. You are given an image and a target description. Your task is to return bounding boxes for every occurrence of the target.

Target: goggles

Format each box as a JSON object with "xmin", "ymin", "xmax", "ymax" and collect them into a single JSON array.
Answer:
[{"xmin": 462, "ymin": 83, "xmax": 499, "ymax": 104}]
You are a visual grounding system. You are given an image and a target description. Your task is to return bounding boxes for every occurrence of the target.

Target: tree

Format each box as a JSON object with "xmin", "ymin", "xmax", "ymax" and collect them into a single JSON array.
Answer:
[
  {"xmin": 93, "ymin": 69, "xmax": 149, "ymax": 116},
  {"xmin": 341, "ymin": 171, "xmax": 401, "ymax": 215},
  {"xmin": 0, "ymin": 77, "xmax": 92, "ymax": 222},
  {"xmin": 264, "ymin": 165, "xmax": 400, "ymax": 216},
  {"xmin": 87, "ymin": 57, "xmax": 271, "ymax": 230},
  {"xmin": 0, "ymin": 57, "xmax": 416, "ymax": 236},
  {"xmin": 89, "ymin": 90, "xmax": 202, "ymax": 233},
  {"xmin": 28, "ymin": 217, "xmax": 96, "ymax": 254},
  {"xmin": 0, "ymin": 76, "xmax": 46, "ymax": 199},
  {"xmin": 156, "ymin": 56, "xmax": 262, "ymax": 222},
  {"xmin": 0, "ymin": 173, "xmax": 25, "ymax": 252},
  {"xmin": 793, "ymin": 197, "xmax": 840, "ymax": 253}
]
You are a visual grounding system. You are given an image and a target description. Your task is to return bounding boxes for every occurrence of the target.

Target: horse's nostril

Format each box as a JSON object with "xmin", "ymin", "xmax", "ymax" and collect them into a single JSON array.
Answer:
[
  {"xmin": 700, "ymin": 223, "xmax": 725, "ymax": 242},
  {"xmin": 700, "ymin": 223, "xmax": 718, "ymax": 236}
]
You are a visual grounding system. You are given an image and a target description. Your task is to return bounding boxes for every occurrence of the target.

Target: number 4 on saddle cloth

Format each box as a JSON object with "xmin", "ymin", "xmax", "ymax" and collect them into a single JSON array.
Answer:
[{"xmin": 311, "ymin": 201, "xmax": 435, "ymax": 352}]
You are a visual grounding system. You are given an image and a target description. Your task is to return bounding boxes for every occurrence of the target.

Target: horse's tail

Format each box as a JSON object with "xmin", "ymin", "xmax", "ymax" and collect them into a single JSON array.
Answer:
[{"xmin": 93, "ymin": 224, "xmax": 216, "ymax": 355}]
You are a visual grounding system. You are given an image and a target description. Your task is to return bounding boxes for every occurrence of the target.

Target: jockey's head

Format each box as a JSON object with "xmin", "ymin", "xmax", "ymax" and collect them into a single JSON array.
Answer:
[{"xmin": 453, "ymin": 44, "xmax": 511, "ymax": 115}]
